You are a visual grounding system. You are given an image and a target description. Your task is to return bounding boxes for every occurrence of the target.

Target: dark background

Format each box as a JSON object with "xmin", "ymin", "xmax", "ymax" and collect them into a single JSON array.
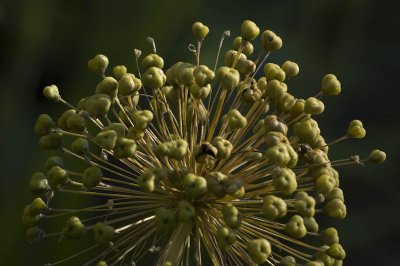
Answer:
[{"xmin": 0, "ymin": 0, "xmax": 399, "ymax": 265}]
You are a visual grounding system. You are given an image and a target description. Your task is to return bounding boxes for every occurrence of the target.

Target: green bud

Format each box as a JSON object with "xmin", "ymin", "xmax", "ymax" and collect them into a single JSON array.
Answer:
[
  {"xmin": 237, "ymin": 58, "xmax": 256, "ymax": 75},
  {"xmin": 322, "ymin": 74, "xmax": 341, "ymax": 96},
  {"xmin": 113, "ymin": 137, "xmax": 137, "ymax": 159},
  {"xmin": 126, "ymin": 127, "xmax": 145, "ymax": 140},
  {"xmin": 43, "ymin": 85, "xmax": 60, "ymax": 101},
  {"xmin": 96, "ymin": 261, "xmax": 108, "ymax": 266},
  {"xmin": 205, "ymin": 172, "xmax": 228, "ymax": 198},
  {"xmin": 264, "ymin": 115, "xmax": 288, "ymax": 135},
  {"xmin": 279, "ymin": 256, "xmax": 296, "ymax": 266},
  {"xmin": 44, "ymin": 156, "xmax": 63, "ymax": 172},
  {"xmin": 96, "ymin": 130, "xmax": 118, "ymax": 150},
  {"xmin": 294, "ymin": 117, "xmax": 321, "ymax": 145},
  {"xmin": 71, "ymin": 138, "xmax": 89, "ymax": 155},
  {"xmin": 346, "ymin": 120, "xmax": 366, "ymax": 139},
  {"xmin": 82, "ymin": 166, "xmax": 103, "ymax": 189},
  {"xmin": 216, "ymin": 67, "xmax": 240, "ymax": 90},
  {"xmin": 93, "ymin": 222, "xmax": 115, "ymax": 244},
  {"xmin": 103, "ymin": 123, "xmax": 125, "ymax": 138},
  {"xmin": 240, "ymin": 20, "xmax": 260, "ymax": 41},
  {"xmin": 264, "ymin": 63, "xmax": 286, "ymax": 82},
  {"xmin": 88, "ymin": 54, "xmax": 109, "ymax": 76},
  {"xmin": 47, "ymin": 166, "xmax": 69, "ymax": 190},
  {"xmin": 34, "ymin": 114, "xmax": 56, "ymax": 136},
  {"xmin": 241, "ymin": 79, "xmax": 262, "ymax": 103},
  {"xmin": 294, "ymin": 191, "xmax": 316, "ymax": 217},
  {"xmin": 326, "ymin": 243, "xmax": 346, "ymax": 260},
  {"xmin": 63, "ymin": 216, "xmax": 85, "ymax": 239},
  {"xmin": 160, "ymin": 85, "xmax": 178, "ymax": 101},
  {"xmin": 261, "ymin": 30, "xmax": 282, "ymax": 51},
  {"xmin": 305, "ymin": 97, "xmax": 325, "ymax": 115},
  {"xmin": 273, "ymin": 167, "xmax": 297, "ymax": 195},
  {"xmin": 183, "ymin": 173, "xmax": 207, "ymax": 199},
  {"xmin": 233, "ymin": 36, "xmax": 254, "ymax": 55},
  {"xmin": 142, "ymin": 53, "xmax": 164, "ymax": 70},
  {"xmin": 222, "ymin": 203, "xmax": 241, "ymax": 229},
  {"xmin": 325, "ymin": 188, "xmax": 344, "ymax": 202},
  {"xmin": 142, "ymin": 67, "xmax": 166, "ymax": 89},
  {"xmin": 39, "ymin": 134, "xmax": 62, "ymax": 150},
  {"xmin": 285, "ymin": 215, "xmax": 307, "ymax": 238},
  {"xmin": 212, "ymin": 136, "xmax": 233, "ymax": 159},
  {"xmin": 314, "ymin": 246, "xmax": 335, "ymax": 266},
  {"xmin": 29, "ymin": 197, "xmax": 48, "ymax": 215},
  {"xmin": 290, "ymin": 98, "xmax": 305, "ymax": 117},
  {"xmin": 26, "ymin": 227, "xmax": 45, "ymax": 243},
  {"xmin": 138, "ymin": 171, "xmax": 155, "ymax": 192},
  {"xmin": 305, "ymin": 261, "xmax": 324, "ymax": 266},
  {"xmin": 189, "ymin": 83, "xmax": 211, "ymax": 99},
  {"xmin": 95, "ymin": 76, "xmax": 118, "ymax": 99},
  {"xmin": 155, "ymin": 207, "xmax": 176, "ymax": 232},
  {"xmin": 226, "ymin": 109, "xmax": 247, "ymax": 129},
  {"xmin": 245, "ymin": 152, "xmax": 263, "ymax": 161},
  {"xmin": 315, "ymin": 174, "xmax": 336, "ymax": 194},
  {"xmin": 176, "ymin": 63, "xmax": 196, "ymax": 85},
  {"xmin": 112, "ymin": 65, "xmax": 127, "ymax": 79},
  {"xmin": 264, "ymin": 80, "xmax": 287, "ymax": 101},
  {"xmin": 247, "ymin": 238, "xmax": 271, "ymax": 264},
  {"xmin": 66, "ymin": 113, "xmax": 86, "ymax": 132},
  {"xmin": 29, "ymin": 172, "xmax": 49, "ymax": 195},
  {"xmin": 226, "ymin": 179, "xmax": 245, "ymax": 198},
  {"xmin": 224, "ymin": 50, "xmax": 246, "ymax": 67},
  {"xmin": 368, "ymin": 149, "xmax": 386, "ymax": 164},
  {"xmin": 58, "ymin": 109, "xmax": 76, "ymax": 130},
  {"xmin": 321, "ymin": 227, "xmax": 339, "ymax": 245},
  {"xmin": 304, "ymin": 217, "xmax": 319, "ymax": 233},
  {"xmin": 262, "ymin": 195, "xmax": 287, "ymax": 220},
  {"xmin": 22, "ymin": 206, "xmax": 44, "ymax": 227},
  {"xmin": 131, "ymin": 110, "xmax": 153, "ymax": 130},
  {"xmin": 265, "ymin": 143, "xmax": 298, "ymax": 168},
  {"xmin": 118, "ymin": 73, "xmax": 141, "ymax": 96},
  {"xmin": 325, "ymin": 199, "xmax": 347, "ymax": 219},
  {"xmin": 178, "ymin": 200, "xmax": 195, "ymax": 222},
  {"xmin": 216, "ymin": 226, "xmax": 236, "ymax": 249},
  {"xmin": 192, "ymin": 22, "xmax": 209, "ymax": 41},
  {"xmin": 85, "ymin": 94, "xmax": 112, "ymax": 118},
  {"xmin": 281, "ymin": 61, "xmax": 299, "ymax": 78}
]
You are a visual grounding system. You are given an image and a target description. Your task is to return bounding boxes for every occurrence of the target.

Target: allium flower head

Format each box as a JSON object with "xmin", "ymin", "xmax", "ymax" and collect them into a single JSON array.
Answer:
[{"xmin": 25, "ymin": 20, "xmax": 386, "ymax": 265}]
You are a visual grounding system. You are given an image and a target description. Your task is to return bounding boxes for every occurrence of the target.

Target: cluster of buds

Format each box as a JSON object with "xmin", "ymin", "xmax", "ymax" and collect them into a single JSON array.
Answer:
[{"xmin": 25, "ymin": 20, "xmax": 386, "ymax": 265}]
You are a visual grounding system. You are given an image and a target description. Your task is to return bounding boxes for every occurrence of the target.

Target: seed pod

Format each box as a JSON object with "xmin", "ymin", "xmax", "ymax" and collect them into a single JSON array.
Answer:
[
  {"xmin": 216, "ymin": 226, "xmax": 236, "ymax": 249},
  {"xmin": 29, "ymin": 172, "xmax": 49, "ymax": 195},
  {"xmin": 294, "ymin": 117, "xmax": 321, "ymax": 145},
  {"xmin": 304, "ymin": 217, "xmax": 319, "ymax": 233},
  {"xmin": 113, "ymin": 137, "xmax": 137, "ymax": 159},
  {"xmin": 212, "ymin": 136, "xmax": 233, "ymax": 159},
  {"xmin": 71, "ymin": 138, "xmax": 89, "ymax": 155},
  {"xmin": 262, "ymin": 195, "xmax": 287, "ymax": 220},
  {"xmin": 193, "ymin": 142, "xmax": 217, "ymax": 167},
  {"xmin": 205, "ymin": 171, "xmax": 228, "ymax": 198},
  {"xmin": 240, "ymin": 20, "xmax": 260, "ymax": 41},
  {"xmin": 189, "ymin": 83, "xmax": 211, "ymax": 99},
  {"xmin": 216, "ymin": 67, "xmax": 240, "ymax": 90},
  {"xmin": 264, "ymin": 63, "xmax": 286, "ymax": 82},
  {"xmin": 222, "ymin": 203, "xmax": 241, "ymax": 229},
  {"xmin": 321, "ymin": 227, "xmax": 339, "ymax": 245},
  {"xmin": 118, "ymin": 73, "xmax": 141, "ymax": 96},
  {"xmin": 155, "ymin": 207, "xmax": 176, "ymax": 232},
  {"xmin": 224, "ymin": 50, "xmax": 247, "ymax": 67},
  {"xmin": 192, "ymin": 22, "xmax": 209, "ymax": 41},
  {"xmin": 66, "ymin": 113, "xmax": 86, "ymax": 132},
  {"xmin": 183, "ymin": 173, "xmax": 207, "ymax": 199},
  {"xmin": 279, "ymin": 256, "xmax": 296, "ymax": 266},
  {"xmin": 63, "ymin": 216, "xmax": 85, "ymax": 239},
  {"xmin": 295, "ymin": 191, "xmax": 316, "ymax": 217},
  {"xmin": 142, "ymin": 67, "xmax": 166, "ymax": 89},
  {"xmin": 96, "ymin": 130, "xmax": 118, "ymax": 150},
  {"xmin": 88, "ymin": 54, "xmax": 109, "ymax": 76},
  {"xmin": 43, "ymin": 85, "xmax": 61, "ymax": 101},
  {"xmin": 93, "ymin": 222, "xmax": 115, "ymax": 244},
  {"xmin": 261, "ymin": 30, "xmax": 282, "ymax": 51},
  {"xmin": 264, "ymin": 80, "xmax": 287, "ymax": 101},
  {"xmin": 264, "ymin": 115, "xmax": 288, "ymax": 135},
  {"xmin": 233, "ymin": 36, "xmax": 254, "ymax": 55},
  {"xmin": 85, "ymin": 94, "xmax": 112, "ymax": 118},
  {"xmin": 247, "ymin": 238, "xmax": 271, "ymax": 264},
  {"xmin": 281, "ymin": 61, "xmax": 299, "ymax": 78},
  {"xmin": 82, "ymin": 166, "xmax": 103, "ymax": 189},
  {"xmin": 346, "ymin": 120, "xmax": 366, "ymax": 139},
  {"xmin": 285, "ymin": 215, "xmax": 307, "ymax": 238},
  {"xmin": 103, "ymin": 123, "xmax": 126, "ymax": 138},
  {"xmin": 138, "ymin": 170, "xmax": 156, "ymax": 192},
  {"xmin": 142, "ymin": 53, "xmax": 164, "ymax": 70},
  {"xmin": 44, "ymin": 156, "xmax": 64, "ymax": 172},
  {"xmin": 315, "ymin": 174, "xmax": 336, "ymax": 194},
  {"xmin": 113, "ymin": 65, "xmax": 127, "ymax": 79},
  {"xmin": 95, "ymin": 77, "xmax": 119, "ymax": 99},
  {"xmin": 47, "ymin": 166, "xmax": 69, "ymax": 190},
  {"xmin": 326, "ymin": 243, "xmax": 346, "ymax": 260},
  {"xmin": 226, "ymin": 109, "xmax": 247, "ymax": 129},
  {"xmin": 305, "ymin": 97, "xmax": 325, "ymax": 115},
  {"xmin": 273, "ymin": 167, "xmax": 297, "ymax": 195},
  {"xmin": 236, "ymin": 58, "xmax": 256, "ymax": 75},
  {"xmin": 34, "ymin": 114, "xmax": 56, "ymax": 136},
  {"xmin": 325, "ymin": 198, "xmax": 347, "ymax": 219},
  {"xmin": 368, "ymin": 149, "xmax": 386, "ymax": 164},
  {"xmin": 178, "ymin": 200, "xmax": 195, "ymax": 222},
  {"xmin": 131, "ymin": 110, "xmax": 154, "ymax": 130},
  {"xmin": 322, "ymin": 74, "xmax": 341, "ymax": 96}
]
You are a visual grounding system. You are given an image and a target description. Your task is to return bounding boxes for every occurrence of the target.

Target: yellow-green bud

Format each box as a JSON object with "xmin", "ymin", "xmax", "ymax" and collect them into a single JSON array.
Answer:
[
  {"xmin": 183, "ymin": 173, "xmax": 207, "ymax": 199},
  {"xmin": 233, "ymin": 36, "xmax": 254, "ymax": 55},
  {"xmin": 71, "ymin": 138, "xmax": 89, "ymax": 155},
  {"xmin": 281, "ymin": 61, "xmax": 299, "ymax": 78},
  {"xmin": 285, "ymin": 215, "xmax": 307, "ymax": 238},
  {"xmin": 222, "ymin": 203, "xmax": 241, "ymax": 229},
  {"xmin": 193, "ymin": 65, "xmax": 215, "ymax": 87},
  {"xmin": 96, "ymin": 130, "xmax": 118, "ymax": 150},
  {"xmin": 273, "ymin": 167, "xmax": 297, "ymax": 195},
  {"xmin": 212, "ymin": 136, "xmax": 233, "ymax": 159},
  {"xmin": 82, "ymin": 166, "xmax": 103, "ymax": 189},
  {"xmin": 29, "ymin": 172, "xmax": 49, "ymax": 195},
  {"xmin": 346, "ymin": 119, "xmax": 366, "ymax": 138},
  {"xmin": 112, "ymin": 65, "xmax": 127, "ymax": 79},
  {"xmin": 64, "ymin": 216, "xmax": 85, "ymax": 239},
  {"xmin": 88, "ymin": 54, "xmax": 109, "ymax": 76},
  {"xmin": 368, "ymin": 149, "xmax": 386, "ymax": 164},
  {"xmin": 322, "ymin": 74, "xmax": 341, "ymax": 96},
  {"xmin": 113, "ymin": 137, "xmax": 137, "ymax": 159},
  {"xmin": 216, "ymin": 226, "xmax": 236, "ymax": 249},
  {"xmin": 325, "ymin": 198, "xmax": 347, "ymax": 219},
  {"xmin": 142, "ymin": 53, "xmax": 164, "ymax": 70},
  {"xmin": 262, "ymin": 195, "xmax": 287, "ymax": 220},
  {"xmin": 226, "ymin": 109, "xmax": 247, "ymax": 129},
  {"xmin": 305, "ymin": 97, "xmax": 325, "ymax": 115},
  {"xmin": 240, "ymin": 20, "xmax": 260, "ymax": 41},
  {"xmin": 264, "ymin": 63, "xmax": 286, "ymax": 82},
  {"xmin": 247, "ymin": 238, "xmax": 271, "ymax": 264},
  {"xmin": 43, "ymin": 85, "xmax": 61, "ymax": 101},
  {"xmin": 47, "ymin": 166, "xmax": 69, "ymax": 190},
  {"xmin": 192, "ymin": 22, "xmax": 209, "ymax": 41},
  {"xmin": 216, "ymin": 66, "xmax": 240, "ymax": 90},
  {"xmin": 95, "ymin": 76, "xmax": 118, "ymax": 99},
  {"xmin": 142, "ymin": 67, "xmax": 166, "ymax": 89},
  {"xmin": 261, "ymin": 30, "xmax": 282, "ymax": 51},
  {"xmin": 93, "ymin": 222, "xmax": 115, "ymax": 244},
  {"xmin": 295, "ymin": 191, "xmax": 316, "ymax": 217},
  {"xmin": 131, "ymin": 110, "xmax": 153, "ymax": 130}
]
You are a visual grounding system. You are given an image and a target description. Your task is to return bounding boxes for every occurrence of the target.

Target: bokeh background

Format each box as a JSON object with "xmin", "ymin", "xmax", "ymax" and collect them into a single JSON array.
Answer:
[{"xmin": 1, "ymin": 0, "xmax": 399, "ymax": 265}]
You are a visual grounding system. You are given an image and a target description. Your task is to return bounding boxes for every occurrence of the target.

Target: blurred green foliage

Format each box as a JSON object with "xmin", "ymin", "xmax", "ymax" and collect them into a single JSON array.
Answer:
[{"xmin": 0, "ymin": 0, "xmax": 399, "ymax": 265}]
